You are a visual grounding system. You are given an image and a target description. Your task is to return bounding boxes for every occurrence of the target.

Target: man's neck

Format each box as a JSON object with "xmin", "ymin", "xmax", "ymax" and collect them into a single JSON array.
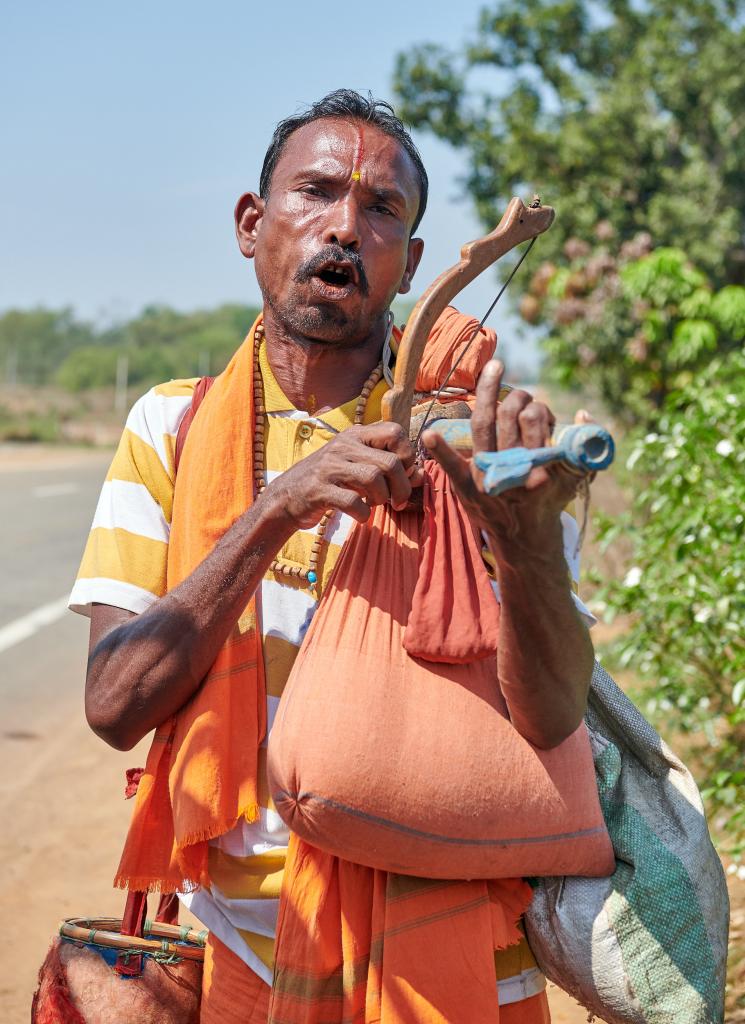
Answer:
[{"xmin": 261, "ymin": 310, "xmax": 387, "ymax": 414}]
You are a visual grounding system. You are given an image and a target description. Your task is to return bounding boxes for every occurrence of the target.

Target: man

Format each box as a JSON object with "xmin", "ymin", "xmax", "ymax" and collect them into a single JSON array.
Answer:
[{"xmin": 71, "ymin": 89, "xmax": 595, "ymax": 1022}]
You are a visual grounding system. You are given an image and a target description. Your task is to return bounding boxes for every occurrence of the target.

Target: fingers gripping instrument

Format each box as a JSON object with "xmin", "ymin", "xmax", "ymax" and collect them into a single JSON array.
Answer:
[
  {"xmin": 381, "ymin": 197, "xmax": 555, "ymax": 435},
  {"xmin": 378, "ymin": 195, "xmax": 615, "ymax": 496},
  {"xmin": 425, "ymin": 419, "xmax": 615, "ymax": 496}
]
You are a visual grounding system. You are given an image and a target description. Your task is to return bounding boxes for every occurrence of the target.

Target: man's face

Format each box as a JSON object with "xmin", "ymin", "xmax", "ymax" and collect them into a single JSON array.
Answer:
[{"xmin": 237, "ymin": 118, "xmax": 424, "ymax": 344}]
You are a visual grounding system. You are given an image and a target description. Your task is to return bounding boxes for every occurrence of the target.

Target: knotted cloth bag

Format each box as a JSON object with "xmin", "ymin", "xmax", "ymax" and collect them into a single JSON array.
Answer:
[
  {"xmin": 525, "ymin": 659, "xmax": 729, "ymax": 1024},
  {"xmin": 268, "ymin": 462, "xmax": 615, "ymax": 880}
]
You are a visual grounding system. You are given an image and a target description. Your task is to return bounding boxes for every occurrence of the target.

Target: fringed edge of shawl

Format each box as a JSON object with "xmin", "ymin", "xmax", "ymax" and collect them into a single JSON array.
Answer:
[
  {"xmin": 489, "ymin": 878, "xmax": 536, "ymax": 953},
  {"xmin": 112, "ymin": 801, "xmax": 262, "ymax": 894},
  {"xmin": 176, "ymin": 799, "xmax": 261, "ymax": 850},
  {"xmin": 111, "ymin": 875, "xmax": 196, "ymax": 896}
]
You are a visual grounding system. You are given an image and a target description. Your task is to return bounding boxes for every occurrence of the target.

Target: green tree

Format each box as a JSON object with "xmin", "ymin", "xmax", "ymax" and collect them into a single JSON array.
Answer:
[
  {"xmin": 394, "ymin": 0, "xmax": 745, "ymax": 286},
  {"xmin": 596, "ymin": 349, "xmax": 745, "ymax": 853},
  {"xmin": 52, "ymin": 303, "xmax": 261, "ymax": 392},
  {"xmin": 527, "ymin": 239, "xmax": 745, "ymax": 424},
  {"xmin": 0, "ymin": 308, "xmax": 95, "ymax": 386}
]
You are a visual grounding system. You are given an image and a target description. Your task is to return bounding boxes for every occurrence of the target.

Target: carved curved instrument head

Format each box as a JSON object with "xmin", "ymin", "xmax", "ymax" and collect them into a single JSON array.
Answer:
[{"xmin": 381, "ymin": 197, "xmax": 555, "ymax": 432}]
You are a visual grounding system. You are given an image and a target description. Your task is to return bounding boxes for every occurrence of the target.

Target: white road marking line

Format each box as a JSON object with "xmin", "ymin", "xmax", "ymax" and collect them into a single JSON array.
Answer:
[
  {"xmin": 32, "ymin": 482, "xmax": 79, "ymax": 499},
  {"xmin": 0, "ymin": 597, "xmax": 70, "ymax": 655}
]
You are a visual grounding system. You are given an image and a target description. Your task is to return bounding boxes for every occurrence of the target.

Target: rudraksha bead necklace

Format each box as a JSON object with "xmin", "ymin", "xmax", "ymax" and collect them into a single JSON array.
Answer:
[{"xmin": 252, "ymin": 321, "xmax": 383, "ymax": 591}]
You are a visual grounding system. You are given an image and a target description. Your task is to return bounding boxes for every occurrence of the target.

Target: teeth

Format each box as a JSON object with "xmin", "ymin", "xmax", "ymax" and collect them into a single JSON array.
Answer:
[{"xmin": 321, "ymin": 268, "xmax": 349, "ymax": 284}]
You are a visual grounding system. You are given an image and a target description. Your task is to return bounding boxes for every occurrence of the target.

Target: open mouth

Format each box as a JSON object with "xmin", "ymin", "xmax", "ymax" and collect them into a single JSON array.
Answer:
[{"xmin": 313, "ymin": 261, "xmax": 358, "ymax": 293}]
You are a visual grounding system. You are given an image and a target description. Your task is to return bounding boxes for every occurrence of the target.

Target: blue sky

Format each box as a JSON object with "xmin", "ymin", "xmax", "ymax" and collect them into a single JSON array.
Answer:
[{"xmin": 2, "ymin": 0, "xmax": 537, "ymax": 369}]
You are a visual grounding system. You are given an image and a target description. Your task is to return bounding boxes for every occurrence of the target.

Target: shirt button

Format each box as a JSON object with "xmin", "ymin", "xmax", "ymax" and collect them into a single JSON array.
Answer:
[{"xmin": 298, "ymin": 423, "xmax": 313, "ymax": 440}]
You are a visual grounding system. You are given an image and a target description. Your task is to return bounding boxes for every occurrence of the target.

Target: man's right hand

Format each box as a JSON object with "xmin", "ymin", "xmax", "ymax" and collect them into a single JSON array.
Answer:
[
  {"xmin": 85, "ymin": 421, "xmax": 422, "ymax": 750},
  {"xmin": 264, "ymin": 422, "xmax": 423, "ymax": 528}
]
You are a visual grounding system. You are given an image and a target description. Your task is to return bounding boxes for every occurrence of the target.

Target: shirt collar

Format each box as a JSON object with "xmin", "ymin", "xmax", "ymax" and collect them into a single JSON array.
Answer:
[{"xmin": 257, "ymin": 339, "xmax": 389, "ymax": 429}]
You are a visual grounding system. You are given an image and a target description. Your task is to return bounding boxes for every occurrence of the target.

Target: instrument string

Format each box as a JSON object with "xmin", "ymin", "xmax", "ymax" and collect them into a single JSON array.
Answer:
[{"xmin": 414, "ymin": 236, "xmax": 537, "ymax": 446}]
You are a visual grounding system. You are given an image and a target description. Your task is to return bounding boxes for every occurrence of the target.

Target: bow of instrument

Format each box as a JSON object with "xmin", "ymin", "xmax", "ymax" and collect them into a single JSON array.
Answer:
[{"xmin": 381, "ymin": 196, "xmax": 555, "ymax": 433}]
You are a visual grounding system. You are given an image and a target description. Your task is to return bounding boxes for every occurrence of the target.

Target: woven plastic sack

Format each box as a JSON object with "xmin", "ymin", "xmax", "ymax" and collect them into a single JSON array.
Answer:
[{"xmin": 525, "ymin": 660, "xmax": 729, "ymax": 1024}]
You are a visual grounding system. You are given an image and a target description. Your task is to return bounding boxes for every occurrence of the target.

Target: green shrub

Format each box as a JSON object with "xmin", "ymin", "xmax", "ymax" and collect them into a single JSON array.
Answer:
[
  {"xmin": 0, "ymin": 404, "xmax": 60, "ymax": 442},
  {"xmin": 537, "ymin": 243, "xmax": 745, "ymax": 427},
  {"xmin": 56, "ymin": 346, "xmax": 120, "ymax": 391},
  {"xmin": 597, "ymin": 348, "xmax": 745, "ymax": 852}
]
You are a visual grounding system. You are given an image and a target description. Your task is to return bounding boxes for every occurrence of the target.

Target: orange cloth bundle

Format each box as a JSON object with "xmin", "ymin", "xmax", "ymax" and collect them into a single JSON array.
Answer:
[
  {"xmin": 268, "ymin": 463, "xmax": 615, "ymax": 880},
  {"xmin": 403, "ymin": 462, "xmax": 500, "ymax": 662},
  {"xmin": 408, "ymin": 304, "xmax": 497, "ymax": 400}
]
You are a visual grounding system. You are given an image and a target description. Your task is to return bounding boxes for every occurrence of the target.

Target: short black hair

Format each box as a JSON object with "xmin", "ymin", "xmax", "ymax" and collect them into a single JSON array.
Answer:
[{"xmin": 259, "ymin": 89, "xmax": 429, "ymax": 234}]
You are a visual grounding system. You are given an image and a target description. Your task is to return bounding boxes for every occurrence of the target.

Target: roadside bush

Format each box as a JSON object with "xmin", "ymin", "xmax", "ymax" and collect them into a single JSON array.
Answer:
[
  {"xmin": 0, "ymin": 403, "xmax": 60, "ymax": 442},
  {"xmin": 597, "ymin": 348, "xmax": 745, "ymax": 852},
  {"xmin": 56, "ymin": 346, "xmax": 120, "ymax": 391},
  {"xmin": 532, "ymin": 240, "xmax": 745, "ymax": 427}
]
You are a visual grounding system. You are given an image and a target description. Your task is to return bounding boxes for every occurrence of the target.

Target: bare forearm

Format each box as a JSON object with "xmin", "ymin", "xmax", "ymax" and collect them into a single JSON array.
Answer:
[
  {"xmin": 86, "ymin": 495, "xmax": 295, "ymax": 749},
  {"xmin": 488, "ymin": 524, "xmax": 594, "ymax": 749}
]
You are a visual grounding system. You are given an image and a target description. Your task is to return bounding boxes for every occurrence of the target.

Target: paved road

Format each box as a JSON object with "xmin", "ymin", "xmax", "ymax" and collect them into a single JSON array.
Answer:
[
  {"xmin": 0, "ymin": 447, "xmax": 111, "ymax": 754},
  {"xmin": 0, "ymin": 445, "xmax": 148, "ymax": 1022},
  {"xmin": 0, "ymin": 446, "xmax": 110, "ymax": 623}
]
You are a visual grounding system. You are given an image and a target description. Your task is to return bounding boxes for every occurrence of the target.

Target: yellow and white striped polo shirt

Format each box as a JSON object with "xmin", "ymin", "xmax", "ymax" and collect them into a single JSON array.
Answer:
[{"xmin": 70, "ymin": 342, "xmax": 591, "ymax": 1002}]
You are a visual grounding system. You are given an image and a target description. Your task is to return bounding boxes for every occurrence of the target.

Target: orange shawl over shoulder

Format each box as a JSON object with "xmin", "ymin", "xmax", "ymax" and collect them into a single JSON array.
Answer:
[
  {"xmin": 114, "ymin": 320, "xmax": 266, "ymax": 893},
  {"xmin": 411, "ymin": 304, "xmax": 497, "ymax": 398}
]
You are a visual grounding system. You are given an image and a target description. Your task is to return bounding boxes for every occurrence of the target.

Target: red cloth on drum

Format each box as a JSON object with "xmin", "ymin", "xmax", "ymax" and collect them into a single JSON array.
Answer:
[{"xmin": 32, "ymin": 941, "xmax": 87, "ymax": 1024}]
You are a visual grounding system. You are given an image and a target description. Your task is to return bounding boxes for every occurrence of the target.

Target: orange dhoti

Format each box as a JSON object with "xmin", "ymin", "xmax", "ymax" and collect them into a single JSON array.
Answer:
[
  {"xmin": 201, "ymin": 934, "xmax": 271, "ymax": 1024},
  {"xmin": 201, "ymin": 921, "xmax": 551, "ymax": 1024}
]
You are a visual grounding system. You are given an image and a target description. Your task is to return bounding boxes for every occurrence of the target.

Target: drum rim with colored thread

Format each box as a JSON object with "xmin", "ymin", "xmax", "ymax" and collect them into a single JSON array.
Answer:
[{"xmin": 58, "ymin": 916, "xmax": 207, "ymax": 962}]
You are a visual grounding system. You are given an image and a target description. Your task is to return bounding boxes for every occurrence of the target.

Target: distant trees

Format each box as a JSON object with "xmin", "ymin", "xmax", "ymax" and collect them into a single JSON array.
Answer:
[
  {"xmin": 0, "ymin": 304, "xmax": 260, "ymax": 392},
  {"xmin": 0, "ymin": 309, "xmax": 96, "ymax": 388}
]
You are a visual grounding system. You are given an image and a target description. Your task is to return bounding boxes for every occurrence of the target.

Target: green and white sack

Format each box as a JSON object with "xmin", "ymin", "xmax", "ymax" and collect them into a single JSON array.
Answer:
[{"xmin": 525, "ymin": 660, "xmax": 729, "ymax": 1024}]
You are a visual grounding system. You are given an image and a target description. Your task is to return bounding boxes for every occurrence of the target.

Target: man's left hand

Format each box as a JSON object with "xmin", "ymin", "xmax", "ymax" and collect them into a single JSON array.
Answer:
[{"xmin": 421, "ymin": 360, "xmax": 586, "ymax": 550}]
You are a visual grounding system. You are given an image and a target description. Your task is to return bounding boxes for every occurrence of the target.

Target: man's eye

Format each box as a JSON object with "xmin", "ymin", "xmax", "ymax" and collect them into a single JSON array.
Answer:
[
  {"xmin": 371, "ymin": 204, "xmax": 394, "ymax": 216},
  {"xmin": 300, "ymin": 185, "xmax": 326, "ymax": 197}
]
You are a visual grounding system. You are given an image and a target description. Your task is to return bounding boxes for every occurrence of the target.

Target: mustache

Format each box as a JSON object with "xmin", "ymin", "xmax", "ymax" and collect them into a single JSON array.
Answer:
[{"xmin": 293, "ymin": 245, "xmax": 370, "ymax": 296}]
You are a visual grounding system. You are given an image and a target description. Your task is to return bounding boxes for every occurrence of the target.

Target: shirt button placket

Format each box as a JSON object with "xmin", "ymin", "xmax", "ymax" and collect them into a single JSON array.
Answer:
[{"xmin": 293, "ymin": 421, "xmax": 313, "ymax": 461}]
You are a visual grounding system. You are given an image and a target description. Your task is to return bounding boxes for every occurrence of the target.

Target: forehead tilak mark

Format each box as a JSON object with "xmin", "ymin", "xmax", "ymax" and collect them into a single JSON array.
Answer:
[{"xmin": 351, "ymin": 125, "xmax": 364, "ymax": 181}]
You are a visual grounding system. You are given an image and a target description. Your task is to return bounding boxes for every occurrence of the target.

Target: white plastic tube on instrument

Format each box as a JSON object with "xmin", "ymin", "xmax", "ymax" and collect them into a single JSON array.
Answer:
[{"xmin": 425, "ymin": 419, "xmax": 615, "ymax": 496}]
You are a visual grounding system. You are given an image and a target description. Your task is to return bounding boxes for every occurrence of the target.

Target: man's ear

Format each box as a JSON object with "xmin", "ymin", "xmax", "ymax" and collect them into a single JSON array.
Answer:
[
  {"xmin": 235, "ymin": 192, "xmax": 265, "ymax": 259},
  {"xmin": 398, "ymin": 237, "xmax": 424, "ymax": 295}
]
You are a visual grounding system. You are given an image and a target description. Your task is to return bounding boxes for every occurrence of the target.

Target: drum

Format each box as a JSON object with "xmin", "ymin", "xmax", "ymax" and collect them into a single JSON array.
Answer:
[{"xmin": 32, "ymin": 916, "xmax": 205, "ymax": 1024}]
